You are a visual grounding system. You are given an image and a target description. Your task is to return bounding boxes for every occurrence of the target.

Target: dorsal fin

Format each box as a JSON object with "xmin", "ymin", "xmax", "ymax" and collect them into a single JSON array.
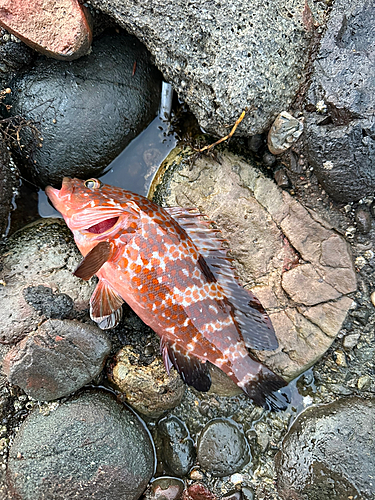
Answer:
[
  {"xmin": 90, "ymin": 280, "xmax": 124, "ymax": 329},
  {"xmin": 160, "ymin": 337, "xmax": 211, "ymax": 392},
  {"xmin": 165, "ymin": 207, "xmax": 278, "ymax": 351},
  {"xmin": 74, "ymin": 241, "xmax": 112, "ymax": 280}
]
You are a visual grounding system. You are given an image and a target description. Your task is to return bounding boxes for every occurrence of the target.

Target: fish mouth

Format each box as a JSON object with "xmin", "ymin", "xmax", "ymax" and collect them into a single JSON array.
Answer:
[{"xmin": 86, "ymin": 217, "xmax": 119, "ymax": 234}]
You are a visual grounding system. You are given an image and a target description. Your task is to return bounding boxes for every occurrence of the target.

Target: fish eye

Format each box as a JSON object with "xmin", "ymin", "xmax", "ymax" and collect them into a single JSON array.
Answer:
[{"xmin": 84, "ymin": 178, "xmax": 102, "ymax": 189}]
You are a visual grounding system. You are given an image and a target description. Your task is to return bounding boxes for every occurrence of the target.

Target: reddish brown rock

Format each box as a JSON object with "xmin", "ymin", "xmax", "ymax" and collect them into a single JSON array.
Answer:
[{"xmin": 0, "ymin": 0, "xmax": 92, "ymax": 60}]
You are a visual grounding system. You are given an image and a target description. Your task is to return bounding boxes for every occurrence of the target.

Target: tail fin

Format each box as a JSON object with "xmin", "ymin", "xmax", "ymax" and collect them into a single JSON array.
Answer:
[{"xmin": 241, "ymin": 368, "xmax": 289, "ymax": 411}]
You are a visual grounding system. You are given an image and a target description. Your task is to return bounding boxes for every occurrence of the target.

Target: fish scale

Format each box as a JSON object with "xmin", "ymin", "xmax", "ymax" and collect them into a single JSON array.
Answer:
[{"xmin": 46, "ymin": 177, "xmax": 288, "ymax": 409}]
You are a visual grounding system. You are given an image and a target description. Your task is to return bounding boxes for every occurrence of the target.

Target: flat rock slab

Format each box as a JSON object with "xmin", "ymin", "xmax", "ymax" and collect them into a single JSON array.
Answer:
[
  {"xmin": 6, "ymin": 390, "xmax": 155, "ymax": 500},
  {"xmin": 88, "ymin": 0, "xmax": 314, "ymax": 136},
  {"xmin": 0, "ymin": 0, "xmax": 92, "ymax": 60},
  {"xmin": 0, "ymin": 219, "xmax": 96, "ymax": 348},
  {"xmin": 275, "ymin": 397, "xmax": 375, "ymax": 500},
  {"xmin": 151, "ymin": 149, "xmax": 356, "ymax": 380},
  {"xmin": 3, "ymin": 319, "xmax": 111, "ymax": 401}
]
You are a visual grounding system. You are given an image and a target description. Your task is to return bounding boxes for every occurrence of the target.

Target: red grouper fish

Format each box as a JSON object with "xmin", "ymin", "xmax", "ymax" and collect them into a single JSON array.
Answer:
[{"xmin": 46, "ymin": 177, "xmax": 287, "ymax": 409}]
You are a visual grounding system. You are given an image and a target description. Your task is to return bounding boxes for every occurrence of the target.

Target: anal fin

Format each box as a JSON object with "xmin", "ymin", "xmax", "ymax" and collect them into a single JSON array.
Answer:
[
  {"xmin": 74, "ymin": 241, "xmax": 111, "ymax": 280},
  {"xmin": 161, "ymin": 338, "xmax": 211, "ymax": 392},
  {"xmin": 90, "ymin": 280, "xmax": 124, "ymax": 330}
]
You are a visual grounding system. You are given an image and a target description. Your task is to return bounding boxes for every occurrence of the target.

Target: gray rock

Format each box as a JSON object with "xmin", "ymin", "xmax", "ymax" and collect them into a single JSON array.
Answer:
[
  {"xmin": 151, "ymin": 148, "xmax": 356, "ymax": 381},
  {"xmin": 0, "ymin": 218, "xmax": 95, "ymax": 347},
  {"xmin": 8, "ymin": 31, "xmax": 162, "ymax": 187},
  {"xmin": 109, "ymin": 345, "xmax": 185, "ymax": 417},
  {"xmin": 197, "ymin": 418, "xmax": 250, "ymax": 477},
  {"xmin": 267, "ymin": 111, "xmax": 303, "ymax": 155},
  {"xmin": 3, "ymin": 319, "xmax": 111, "ymax": 401},
  {"xmin": 276, "ymin": 397, "xmax": 375, "ymax": 500},
  {"xmin": 6, "ymin": 390, "xmax": 155, "ymax": 500},
  {"xmin": 304, "ymin": 0, "xmax": 375, "ymax": 202},
  {"xmin": 157, "ymin": 415, "xmax": 195, "ymax": 477},
  {"xmin": 87, "ymin": 0, "xmax": 316, "ymax": 137}
]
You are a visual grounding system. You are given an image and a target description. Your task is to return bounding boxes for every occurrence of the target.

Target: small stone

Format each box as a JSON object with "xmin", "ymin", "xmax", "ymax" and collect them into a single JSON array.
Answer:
[
  {"xmin": 148, "ymin": 477, "xmax": 185, "ymax": 500},
  {"xmin": 0, "ymin": 0, "xmax": 92, "ymax": 60},
  {"xmin": 343, "ymin": 333, "xmax": 361, "ymax": 349},
  {"xmin": 355, "ymin": 207, "xmax": 372, "ymax": 233},
  {"xmin": 333, "ymin": 350, "xmax": 347, "ymax": 367},
  {"xmin": 267, "ymin": 111, "xmax": 303, "ymax": 155},
  {"xmin": 262, "ymin": 151, "xmax": 276, "ymax": 167},
  {"xmin": 247, "ymin": 134, "xmax": 264, "ymax": 153},
  {"xmin": 371, "ymin": 291, "xmax": 375, "ymax": 307},
  {"xmin": 274, "ymin": 169, "xmax": 289, "ymax": 188},
  {"xmin": 357, "ymin": 375, "xmax": 371, "ymax": 391},
  {"xmin": 197, "ymin": 418, "xmax": 250, "ymax": 477},
  {"xmin": 189, "ymin": 469, "xmax": 204, "ymax": 481},
  {"xmin": 182, "ymin": 483, "xmax": 217, "ymax": 500}
]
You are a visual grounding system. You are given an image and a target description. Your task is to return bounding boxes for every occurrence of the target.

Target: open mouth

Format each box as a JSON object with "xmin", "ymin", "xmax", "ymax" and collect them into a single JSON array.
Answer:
[{"xmin": 87, "ymin": 217, "xmax": 119, "ymax": 234}]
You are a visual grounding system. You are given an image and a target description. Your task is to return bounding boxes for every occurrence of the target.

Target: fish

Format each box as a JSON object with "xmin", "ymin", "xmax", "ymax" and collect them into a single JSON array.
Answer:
[{"xmin": 45, "ymin": 177, "xmax": 287, "ymax": 409}]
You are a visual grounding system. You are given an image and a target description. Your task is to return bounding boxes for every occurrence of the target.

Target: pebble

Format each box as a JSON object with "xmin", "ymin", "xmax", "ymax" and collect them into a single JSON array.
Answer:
[
  {"xmin": 157, "ymin": 415, "xmax": 195, "ymax": 477},
  {"xmin": 0, "ymin": 0, "xmax": 92, "ymax": 60},
  {"xmin": 196, "ymin": 418, "xmax": 250, "ymax": 477},
  {"xmin": 267, "ymin": 111, "xmax": 303, "ymax": 155},
  {"xmin": 342, "ymin": 333, "xmax": 361, "ymax": 349},
  {"xmin": 7, "ymin": 390, "xmax": 155, "ymax": 499},
  {"xmin": 182, "ymin": 483, "xmax": 217, "ymax": 500},
  {"xmin": 3, "ymin": 319, "xmax": 111, "ymax": 401},
  {"xmin": 355, "ymin": 207, "xmax": 372, "ymax": 233},
  {"xmin": 247, "ymin": 134, "xmax": 264, "ymax": 153},
  {"xmin": 274, "ymin": 168, "xmax": 289, "ymax": 188},
  {"xmin": 147, "ymin": 477, "xmax": 185, "ymax": 500},
  {"xmin": 109, "ymin": 345, "xmax": 185, "ymax": 417}
]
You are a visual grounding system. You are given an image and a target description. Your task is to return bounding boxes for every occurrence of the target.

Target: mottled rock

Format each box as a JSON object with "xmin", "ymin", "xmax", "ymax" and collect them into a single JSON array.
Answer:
[
  {"xmin": 0, "ymin": 0, "xmax": 92, "ymax": 60},
  {"xmin": 151, "ymin": 148, "xmax": 356, "ymax": 380},
  {"xmin": 157, "ymin": 415, "xmax": 195, "ymax": 477},
  {"xmin": 147, "ymin": 477, "xmax": 185, "ymax": 500},
  {"xmin": 0, "ymin": 218, "xmax": 95, "ymax": 347},
  {"xmin": 197, "ymin": 418, "xmax": 250, "ymax": 477},
  {"xmin": 182, "ymin": 483, "xmax": 217, "ymax": 500},
  {"xmin": 6, "ymin": 390, "xmax": 155, "ymax": 500},
  {"xmin": 304, "ymin": 0, "xmax": 375, "ymax": 202},
  {"xmin": 109, "ymin": 345, "xmax": 185, "ymax": 417},
  {"xmin": 88, "ymin": 0, "xmax": 317, "ymax": 137},
  {"xmin": 3, "ymin": 319, "xmax": 111, "ymax": 401},
  {"xmin": 267, "ymin": 111, "xmax": 303, "ymax": 155},
  {"xmin": 276, "ymin": 397, "xmax": 375, "ymax": 500},
  {"xmin": 8, "ymin": 31, "xmax": 162, "ymax": 187}
]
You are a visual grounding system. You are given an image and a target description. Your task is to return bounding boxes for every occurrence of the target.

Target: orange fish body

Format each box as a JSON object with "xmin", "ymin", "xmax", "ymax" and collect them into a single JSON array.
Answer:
[{"xmin": 46, "ymin": 178, "xmax": 287, "ymax": 408}]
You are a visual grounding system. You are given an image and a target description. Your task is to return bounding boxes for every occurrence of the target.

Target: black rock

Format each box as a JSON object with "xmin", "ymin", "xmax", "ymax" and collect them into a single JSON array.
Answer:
[
  {"xmin": 276, "ymin": 397, "xmax": 375, "ymax": 500},
  {"xmin": 304, "ymin": 0, "xmax": 375, "ymax": 203},
  {"xmin": 23, "ymin": 285, "xmax": 74, "ymax": 319},
  {"xmin": 6, "ymin": 390, "xmax": 155, "ymax": 500},
  {"xmin": 0, "ymin": 30, "xmax": 35, "ymax": 89},
  {"xmin": 7, "ymin": 31, "xmax": 162, "ymax": 187},
  {"xmin": 0, "ymin": 133, "xmax": 18, "ymax": 240}
]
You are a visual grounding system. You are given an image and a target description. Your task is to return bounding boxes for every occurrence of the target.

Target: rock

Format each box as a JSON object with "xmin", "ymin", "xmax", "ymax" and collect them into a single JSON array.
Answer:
[
  {"xmin": 7, "ymin": 31, "xmax": 162, "ymax": 187},
  {"xmin": 0, "ymin": 132, "xmax": 18, "ymax": 239},
  {"xmin": 304, "ymin": 0, "xmax": 375, "ymax": 202},
  {"xmin": 6, "ymin": 390, "xmax": 155, "ymax": 500},
  {"xmin": 0, "ymin": 0, "xmax": 92, "ymax": 60},
  {"xmin": 88, "ymin": 0, "xmax": 316, "ymax": 137},
  {"xmin": 157, "ymin": 415, "xmax": 195, "ymax": 477},
  {"xmin": 151, "ymin": 148, "xmax": 356, "ymax": 381},
  {"xmin": 276, "ymin": 397, "xmax": 375, "ymax": 500},
  {"xmin": 0, "ymin": 28, "xmax": 35, "ymax": 88},
  {"xmin": 182, "ymin": 483, "xmax": 217, "ymax": 500},
  {"xmin": 147, "ymin": 477, "xmax": 185, "ymax": 500},
  {"xmin": 0, "ymin": 218, "xmax": 95, "ymax": 347},
  {"xmin": 267, "ymin": 111, "xmax": 303, "ymax": 155},
  {"xmin": 3, "ymin": 319, "xmax": 111, "ymax": 401},
  {"xmin": 196, "ymin": 418, "xmax": 250, "ymax": 477},
  {"xmin": 355, "ymin": 207, "xmax": 372, "ymax": 234},
  {"xmin": 274, "ymin": 168, "xmax": 289, "ymax": 188},
  {"xmin": 109, "ymin": 345, "xmax": 185, "ymax": 417}
]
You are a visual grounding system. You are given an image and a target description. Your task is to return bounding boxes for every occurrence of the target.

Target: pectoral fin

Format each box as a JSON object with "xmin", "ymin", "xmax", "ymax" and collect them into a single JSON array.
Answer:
[
  {"xmin": 74, "ymin": 241, "xmax": 111, "ymax": 280},
  {"xmin": 90, "ymin": 280, "xmax": 124, "ymax": 330}
]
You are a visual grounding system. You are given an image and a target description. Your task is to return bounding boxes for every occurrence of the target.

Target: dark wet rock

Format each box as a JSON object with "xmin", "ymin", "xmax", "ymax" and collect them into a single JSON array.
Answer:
[
  {"xmin": 88, "ymin": 0, "xmax": 318, "ymax": 137},
  {"xmin": 274, "ymin": 168, "xmax": 289, "ymax": 188},
  {"xmin": 0, "ymin": 218, "xmax": 95, "ymax": 348},
  {"xmin": 147, "ymin": 477, "xmax": 184, "ymax": 500},
  {"xmin": 182, "ymin": 483, "xmax": 217, "ymax": 500},
  {"xmin": 262, "ymin": 151, "xmax": 276, "ymax": 168},
  {"xmin": 355, "ymin": 207, "xmax": 372, "ymax": 234},
  {"xmin": 196, "ymin": 418, "xmax": 250, "ymax": 477},
  {"xmin": 0, "ymin": 0, "xmax": 92, "ymax": 61},
  {"xmin": 157, "ymin": 415, "xmax": 195, "ymax": 477},
  {"xmin": 276, "ymin": 397, "xmax": 375, "ymax": 500},
  {"xmin": 6, "ymin": 390, "xmax": 155, "ymax": 500},
  {"xmin": 0, "ymin": 29, "xmax": 35, "ymax": 89},
  {"xmin": 151, "ymin": 148, "xmax": 356, "ymax": 381},
  {"xmin": 7, "ymin": 31, "xmax": 162, "ymax": 187},
  {"xmin": 3, "ymin": 319, "xmax": 111, "ymax": 401},
  {"xmin": 109, "ymin": 345, "xmax": 185, "ymax": 417},
  {"xmin": 0, "ymin": 132, "xmax": 18, "ymax": 239},
  {"xmin": 304, "ymin": 0, "xmax": 375, "ymax": 203}
]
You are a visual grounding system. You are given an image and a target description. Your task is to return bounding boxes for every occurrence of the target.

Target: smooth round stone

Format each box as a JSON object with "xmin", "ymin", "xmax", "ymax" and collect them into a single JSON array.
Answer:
[
  {"xmin": 148, "ymin": 477, "xmax": 184, "ymax": 500},
  {"xmin": 8, "ymin": 31, "xmax": 162, "ymax": 187},
  {"xmin": 276, "ymin": 397, "xmax": 375, "ymax": 500},
  {"xmin": 7, "ymin": 390, "xmax": 155, "ymax": 500},
  {"xmin": 197, "ymin": 418, "xmax": 250, "ymax": 477},
  {"xmin": 157, "ymin": 415, "xmax": 195, "ymax": 477}
]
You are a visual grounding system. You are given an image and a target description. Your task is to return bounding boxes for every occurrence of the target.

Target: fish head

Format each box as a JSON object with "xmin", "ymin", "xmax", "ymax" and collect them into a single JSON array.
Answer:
[{"xmin": 45, "ymin": 177, "xmax": 139, "ymax": 243}]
